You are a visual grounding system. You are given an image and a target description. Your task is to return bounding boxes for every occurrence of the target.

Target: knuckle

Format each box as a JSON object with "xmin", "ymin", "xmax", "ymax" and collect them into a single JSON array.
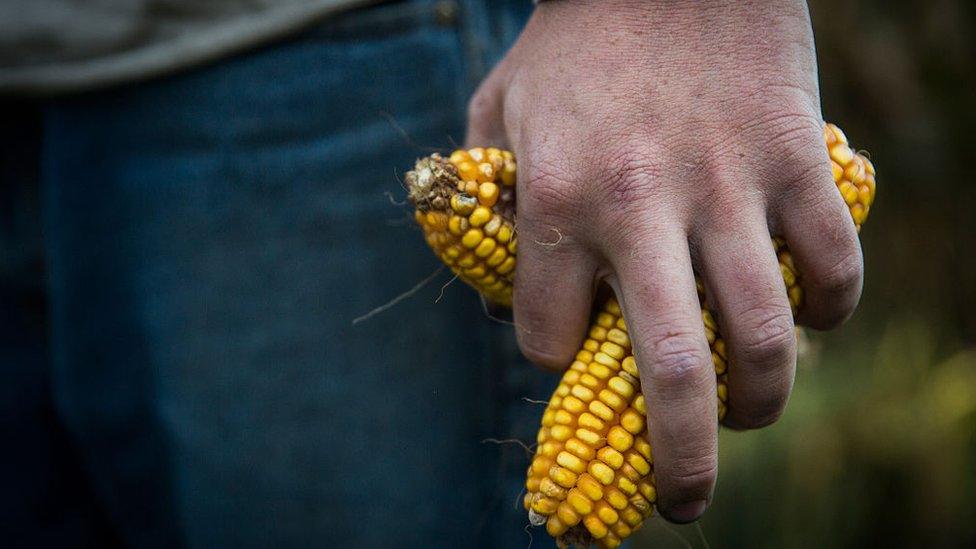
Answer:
[
  {"xmin": 644, "ymin": 330, "xmax": 711, "ymax": 388},
  {"xmin": 819, "ymin": 247, "xmax": 864, "ymax": 296},
  {"xmin": 600, "ymin": 146, "xmax": 663, "ymax": 207},
  {"xmin": 811, "ymin": 248, "xmax": 864, "ymax": 329},
  {"xmin": 735, "ymin": 304, "xmax": 796, "ymax": 366},
  {"xmin": 521, "ymin": 165, "xmax": 581, "ymax": 219}
]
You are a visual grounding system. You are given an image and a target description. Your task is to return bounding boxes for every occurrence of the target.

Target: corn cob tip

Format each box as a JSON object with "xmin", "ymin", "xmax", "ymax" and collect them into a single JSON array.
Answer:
[{"xmin": 404, "ymin": 153, "xmax": 458, "ymax": 213}]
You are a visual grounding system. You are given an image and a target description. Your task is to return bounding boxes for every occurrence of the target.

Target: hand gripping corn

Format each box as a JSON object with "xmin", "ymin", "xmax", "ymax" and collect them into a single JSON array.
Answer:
[{"xmin": 405, "ymin": 123, "xmax": 875, "ymax": 548}]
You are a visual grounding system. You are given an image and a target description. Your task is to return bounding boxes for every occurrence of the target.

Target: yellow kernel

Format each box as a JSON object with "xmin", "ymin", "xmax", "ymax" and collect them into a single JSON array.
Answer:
[
  {"xmin": 616, "ymin": 477, "xmax": 636, "ymax": 496},
  {"xmin": 830, "ymin": 143, "xmax": 854, "ymax": 166},
  {"xmin": 565, "ymin": 438, "xmax": 596, "ymax": 461},
  {"xmin": 589, "ymin": 461, "xmax": 615, "ymax": 485},
  {"xmin": 476, "ymin": 162, "xmax": 494, "ymax": 183},
  {"xmin": 464, "ymin": 180, "xmax": 479, "ymax": 196},
  {"xmin": 714, "ymin": 338, "xmax": 727, "ymax": 359},
  {"xmin": 584, "ymin": 340, "xmax": 600, "ymax": 353},
  {"xmin": 496, "ymin": 256, "xmax": 516, "ymax": 275},
  {"xmin": 575, "ymin": 428, "xmax": 601, "ymax": 446},
  {"xmin": 600, "ymin": 341, "xmax": 626, "ymax": 360},
  {"xmin": 567, "ymin": 489, "xmax": 593, "ymax": 515},
  {"xmin": 627, "ymin": 453, "xmax": 651, "ymax": 476},
  {"xmin": 531, "ymin": 456, "xmax": 552, "ymax": 476},
  {"xmin": 629, "ymin": 493, "xmax": 651, "ymax": 514},
  {"xmin": 605, "ymin": 487, "xmax": 629, "ymax": 510},
  {"xmin": 831, "ymin": 160, "xmax": 844, "ymax": 183},
  {"xmin": 531, "ymin": 495, "xmax": 559, "ymax": 515},
  {"xmin": 606, "ymin": 329, "xmax": 630, "ymax": 348},
  {"xmin": 501, "ymin": 159, "xmax": 517, "ymax": 186},
  {"xmin": 478, "ymin": 182, "xmax": 499, "ymax": 207},
  {"xmin": 599, "ymin": 389, "xmax": 628, "ymax": 412},
  {"xmin": 621, "ymin": 356, "xmax": 638, "ymax": 376},
  {"xmin": 588, "ymin": 362, "xmax": 613, "ymax": 379},
  {"xmin": 474, "ymin": 237, "xmax": 496, "ymax": 258},
  {"xmin": 633, "ymin": 437, "xmax": 652, "ymax": 461},
  {"xmin": 540, "ymin": 441, "xmax": 560, "ymax": 457},
  {"xmin": 463, "ymin": 265, "xmax": 485, "ymax": 279},
  {"xmin": 631, "ymin": 395, "xmax": 646, "ymax": 414},
  {"xmin": 621, "ymin": 507, "xmax": 643, "ymax": 527},
  {"xmin": 597, "ymin": 312, "xmax": 615, "ymax": 328},
  {"xmin": 596, "ymin": 501, "xmax": 620, "ymax": 525},
  {"xmin": 443, "ymin": 245, "xmax": 461, "ymax": 259},
  {"xmin": 546, "ymin": 515, "xmax": 568, "ymax": 537},
  {"xmin": 550, "ymin": 465, "xmax": 579, "ymax": 489},
  {"xmin": 571, "ymin": 384, "xmax": 596, "ymax": 402},
  {"xmin": 589, "ymin": 326, "xmax": 608, "ymax": 341},
  {"xmin": 579, "ymin": 373, "xmax": 601, "ymax": 389},
  {"xmin": 526, "ymin": 475, "xmax": 541, "ymax": 492},
  {"xmin": 523, "ymin": 492, "xmax": 533, "ymax": 511},
  {"xmin": 557, "ymin": 451, "xmax": 587, "ymax": 474},
  {"xmin": 608, "ymin": 376, "xmax": 635, "ymax": 400},
  {"xmin": 485, "ymin": 147, "xmax": 504, "ymax": 170},
  {"xmin": 549, "ymin": 425, "xmax": 573, "ymax": 441},
  {"xmin": 612, "ymin": 521, "xmax": 632, "ymax": 539},
  {"xmin": 467, "ymin": 147, "xmax": 485, "ymax": 162},
  {"xmin": 469, "ymin": 206, "xmax": 491, "ymax": 227},
  {"xmin": 583, "ymin": 514, "xmax": 609, "ymax": 539},
  {"xmin": 588, "ymin": 400, "xmax": 615, "ymax": 422},
  {"xmin": 620, "ymin": 409, "xmax": 645, "ymax": 435},
  {"xmin": 578, "ymin": 413, "xmax": 606, "ymax": 432},
  {"xmin": 561, "ymin": 395, "xmax": 585, "ymax": 414},
  {"xmin": 717, "ymin": 382, "xmax": 728, "ymax": 402},
  {"xmin": 539, "ymin": 477, "xmax": 566, "ymax": 501},
  {"xmin": 496, "ymin": 224, "xmax": 513, "ymax": 243},
  {"xmin": 461, "ymin": 228, "xmax": 483, "ymax": 249},
  {"xmin": 483, "ymin": 214, "xmax": 502, "ymax": 236},
  {"xmin": 449, "ymin": 149, "xmax": 471, "ymax": 164},
  {"xmin": 553, "ymin": 409, "xmax": 573, "ymax": 425},
  {"xmin": 839, "ymin": 181, "xmax": 858, "ymax": 206},
  {"xmin": 594, "ymin": 352, "xmax": 619, "ymax": 369},
  {"xmin": 557, "ymin": 502, "xmax": 581, "ymax": 527},
  {"xmin": 564, "ymin": 371, "xmax": 581, "ymax": 385},
  {"xmin": 485, "ymin": 247, "xmax": 507, "ymax": 267},
  {"xmin": 577, "ymin": 473, "xmax": 604, "ymax": 501},
  {"xmin": 456, "ymin": 160, "xmax": 478, "ymax": 182},
  {"xmin": 597, "ymin": 446, "xmax": 624, "ymax": 469},
  {"xmin": 638, "ymin": 479, "xmax": 656, "ymax": 502},
  {"xmin": 456, "ymin": 254, "xmax": 476, "ymax": 268},
  {"xmin": 607, "ymin": 426, "xmax": 634, "ymax": 452},
  {"xmin": 604, "ymin": 299, "xmax": 621, "ymax": 315}
]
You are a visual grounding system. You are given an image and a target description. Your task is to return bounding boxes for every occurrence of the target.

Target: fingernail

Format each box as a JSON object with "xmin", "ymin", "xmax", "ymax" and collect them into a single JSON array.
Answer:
[{"xmin": 667, "ymin": 500, "xmax": 707, "ymax": 523}]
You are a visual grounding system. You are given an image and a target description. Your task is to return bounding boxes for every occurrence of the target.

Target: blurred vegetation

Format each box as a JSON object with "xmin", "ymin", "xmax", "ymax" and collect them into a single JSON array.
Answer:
[{"xmin": 635, "ymin": 1, "xmax": 976, "ymax": 546}]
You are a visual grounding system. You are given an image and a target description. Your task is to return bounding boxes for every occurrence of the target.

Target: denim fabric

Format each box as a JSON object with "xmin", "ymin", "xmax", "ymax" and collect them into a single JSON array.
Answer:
[{"xmin": 32, "ymin": 0, "xmax": 557, "ymax": 547}]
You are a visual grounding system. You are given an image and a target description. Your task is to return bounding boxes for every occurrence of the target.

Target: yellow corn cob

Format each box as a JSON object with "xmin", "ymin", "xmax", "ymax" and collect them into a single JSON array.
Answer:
[{"xmin": 406, "ymin": 123, "xmax": 875, "ymax": 548}]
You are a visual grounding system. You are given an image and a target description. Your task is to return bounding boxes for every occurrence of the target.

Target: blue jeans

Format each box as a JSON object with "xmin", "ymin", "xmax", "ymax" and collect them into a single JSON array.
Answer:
[{"xmin": 18, "ymin": 1, "xmax": 557, "ymax": 547}]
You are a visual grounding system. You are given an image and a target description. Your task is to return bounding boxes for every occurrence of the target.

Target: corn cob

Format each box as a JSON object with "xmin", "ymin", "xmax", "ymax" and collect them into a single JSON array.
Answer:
[{"xmin": 405, "ymin": 123, "xmax": 875, "ymax": 548}]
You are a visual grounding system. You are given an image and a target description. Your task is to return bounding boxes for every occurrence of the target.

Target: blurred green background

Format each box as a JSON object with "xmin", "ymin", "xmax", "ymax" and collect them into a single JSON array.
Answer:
[{"xmin": 636, "ymin": 2, "xmax": 976, "ymax": 547}]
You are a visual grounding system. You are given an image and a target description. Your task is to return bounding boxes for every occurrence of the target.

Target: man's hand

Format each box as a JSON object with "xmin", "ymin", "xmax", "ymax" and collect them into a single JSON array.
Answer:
[{"xmin": 466, "ymin": 0, "xmax": 863, "ymax": 523}]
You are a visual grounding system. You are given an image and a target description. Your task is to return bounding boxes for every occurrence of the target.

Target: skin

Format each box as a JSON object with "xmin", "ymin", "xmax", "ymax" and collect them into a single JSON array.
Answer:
[{"xmin": 466, "ymin": 0, "xmax": 864, "ymax": 523}]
